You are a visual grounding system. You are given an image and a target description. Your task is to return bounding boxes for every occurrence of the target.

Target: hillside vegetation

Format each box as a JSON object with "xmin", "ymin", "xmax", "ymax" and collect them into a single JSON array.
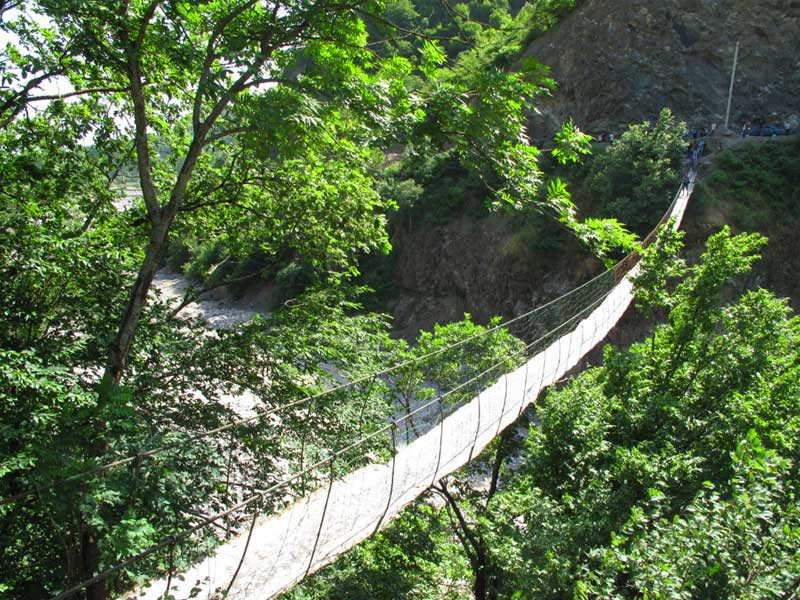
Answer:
[
  {"xmin": 1, "ymin": 0, "xmax": 799, "ymax": 599},
  {"xmin": 689, "ymin": 137, "xmax": 800, "ymax": 308}
]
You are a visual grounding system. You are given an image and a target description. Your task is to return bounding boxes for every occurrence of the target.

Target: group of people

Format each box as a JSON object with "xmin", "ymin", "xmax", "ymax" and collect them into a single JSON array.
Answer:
[
  {"xmin": 681, "ymin": 123, "xmax": 719, "ymax": 191},
  {"xmin": 595, "ymin": 131, "xmax": 616, "ymax": 143},
  {"xmin": 688, "ymin": 124, "xmax": 716, "ymax": 140},
  {"xmin": 684, "ymin": 122, "xmax": 723, "ymax": 173}
]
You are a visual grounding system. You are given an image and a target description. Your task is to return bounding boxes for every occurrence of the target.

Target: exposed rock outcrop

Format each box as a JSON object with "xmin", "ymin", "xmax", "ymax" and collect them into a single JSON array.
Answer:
[
  {"xmin": 385, "ymin": 210, "xmax": 603, "ymax": 339},
  {"xmin": 523, "ymin": 0, "xmax": 800, "ymax": 135}
]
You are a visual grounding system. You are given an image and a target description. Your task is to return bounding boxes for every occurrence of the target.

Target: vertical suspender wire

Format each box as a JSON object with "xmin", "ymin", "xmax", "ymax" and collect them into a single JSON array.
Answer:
[
  {"xmin": 466, "ymin": 387, "xmax": 482, "ymax": 465},
  {"xmin": 260, "ymin": 483, "xmax": 300, "ymax": 589},
  {"xmin": 404, "ymin": 400, "xmax": 412, "ymax": 445},
  {"xmin": 590, "ymin": 296, "xmax": 599, "ymax": 350},
  {"xmin": 305, "ymin": 457, "xmax": 336, "ymax": 578},
  {"xmin": 538, "ymin": 309, "xmax": 552, "ymax": 401},
  {"xmin": 530, "ymin": 331, "xmax": 548, "ymax": 418},
  {"xmin": 224, "ymin": 499, "xmax": 261, "ymax": 598},
  {"xmin": 495, "ymin": 372, "xmax": 510, "ymax": 438},
  {"xmin": 204, "ymin": 524, "xmax": 212, "ymax": 600},
  {"xmin": 554, "ymin": 315, "xmax": 565, "ymax": 384},
  {"xmin": 517, "ymin": 341, "xmax": 531, "ymax": 418},
  {"xmin": 431, "ymin": 396, "xmax": 446, "ymax": 487},
  {"xmin": 373, "ymin": 423, "xmax": 398, "ymax": 535},
  {"xmin": 562, "ymin": 304, "xmax": 575, "ymax": 382},
  {"xmin": 580, "ymin": 296, "xmax": 587, "ymax": 360},
  {"xmin": 341, "ymin": 439, "xmax": 371, "ymax": 543}
]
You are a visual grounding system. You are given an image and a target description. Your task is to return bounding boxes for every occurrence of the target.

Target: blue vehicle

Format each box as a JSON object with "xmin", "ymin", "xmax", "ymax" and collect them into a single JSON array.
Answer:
[
  {"xmin": 761, "ymin": 125, "xmax": 787, "ymax": 136},
  {"xmin": 749, "ymin": 124, "xmax": 787, "ymax": 136}
]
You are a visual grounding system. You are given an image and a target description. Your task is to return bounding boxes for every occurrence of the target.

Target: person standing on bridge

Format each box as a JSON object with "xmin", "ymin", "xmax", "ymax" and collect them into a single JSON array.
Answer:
[{"xmin": 682, "ymin": 173, "xmax": 691, "ymax": 192}]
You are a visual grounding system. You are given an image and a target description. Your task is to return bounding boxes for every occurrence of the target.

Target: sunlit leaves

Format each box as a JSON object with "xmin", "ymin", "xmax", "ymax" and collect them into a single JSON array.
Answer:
[
  {"xmin": 552, "ymin": 119, "xmax": 592, "ymax": 166},
  {"xmin": 547, "ymin": 177, "xmax": 637, "ymax": 265},
  {"xmin": 631, "ymin": 223, "xmax": 687, "ymax": 313},
  {"xmin": 419, "ymin": 39, "xmax": 446, "ymax": 78},
  {"xmin": 589, "ymin": 108, "xmax": 686, "ymax": 235},
  {"xmin": 586, "ymin": 432, "xmax": 800, "ymax": 599},
  {"xmin": 481, "ymin": 229, "xmax": 800, "ymax": 599}
]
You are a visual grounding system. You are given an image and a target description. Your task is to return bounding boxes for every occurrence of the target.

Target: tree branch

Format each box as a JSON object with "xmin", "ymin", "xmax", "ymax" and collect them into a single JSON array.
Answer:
[
  {"xmin": 436, "ymin": 485, "xmax": 479, "ymax": 565},
  {"xmin": 486, "ymin": 429, "xmax": 512, "ymax": 503},
  {"xmin": 355, "ymin": 7, "xmax": 475, "ymax": 48},
  {"xmin": 135, "ymin": 0, "xmax": 162, "ymax": 49},
  {"xmin": 194, "ymin": 0, "xmax": 261, "ymax": 130},
  {"xmin": 26, "ymin": 85, "xmax": 137, "ymax": 102},
  {"xmin": 0, "ymin": 69, "xmax": 64, "ymax": 127},
  {"xmin": 435, "ymin": 479, "xmax": 483, "ymax": 559},
  {"xmin": 120, "ymin": 26, "xmax": 161, "ymax": 223}
]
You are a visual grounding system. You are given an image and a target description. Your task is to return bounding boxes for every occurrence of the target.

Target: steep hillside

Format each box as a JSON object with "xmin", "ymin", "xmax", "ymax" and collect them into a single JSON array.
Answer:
[
  {"xmin": 686, "ymin": 136, "xmax": 800, "ymax": 309},
  {"xmin": 375, "ymin": 134, "xmax": 800, "ymax": 341},
  {"xmin": 522, "ymin": 0, "xmax": 800, "ymax": 135},
  {"xmin": 371, "ymin": 0, "xmax": 800, "ymax": 338},
  {"xmin": 382, "ymin": 206, "xmax": 600, "ymax": 339}
]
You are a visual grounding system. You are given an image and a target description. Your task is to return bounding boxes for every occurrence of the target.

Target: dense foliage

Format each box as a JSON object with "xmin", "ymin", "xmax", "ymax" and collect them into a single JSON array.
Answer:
[
  {"xmin": 0, "ymin": 0, "xmax": 704, "ymax": 598},
  {"xmin": 366, "ymin": 0, "xmax": 580, "ymax": 62},
  {"xmin": 588, "ymin": 108, "xmax": 686, "ymax": 235},
  {"xmin": 690, "ymin": 136, "xmax": 800, "ymax": 307},
  {"xmin": 693, "ymin": 136, "xmax": 800, "ymax": 232},
  {"xmin": 490, "ymin": 227, "xmax": 800, "ymax": 598}
]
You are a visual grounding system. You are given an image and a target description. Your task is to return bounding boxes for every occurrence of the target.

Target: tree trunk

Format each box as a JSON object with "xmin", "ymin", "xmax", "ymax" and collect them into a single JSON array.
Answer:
[
  {"xmin": 82, "ymin": 528, "xmax": 106, "ymax": 600},
  {"xmin": 473, "ymin": 554, "xmax": 488, "ymax": 600},
  {"xmin": 103, "ymin": 220, "xmax": 170, "ymax": 387},
  {"xmin": 102, "ymin": 132, "xmax": 206, "ymax": 388}
]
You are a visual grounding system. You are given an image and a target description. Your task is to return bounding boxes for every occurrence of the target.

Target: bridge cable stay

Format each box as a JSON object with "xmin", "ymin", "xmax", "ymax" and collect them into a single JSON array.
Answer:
[
  {"xmin": 1, "ymin": 231, "xmax": 642, "ymax": 508},
  {"xmin": 45, "ymin": 174, "xmax": 694, "ymax": 600},
  {"xmin": 47, "ymin": 279, "xmax": 618, "ymax": 600}
]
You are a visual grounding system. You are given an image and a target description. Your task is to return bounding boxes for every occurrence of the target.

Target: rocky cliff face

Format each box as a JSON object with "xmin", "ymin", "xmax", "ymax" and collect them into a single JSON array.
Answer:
[
  {"xmin": 523, "ymin": 0, "xmax": 800, "ymax": 135},
  {"xmin": 384, "ymin": 210, "xmax": 603, "ymax": 339}
]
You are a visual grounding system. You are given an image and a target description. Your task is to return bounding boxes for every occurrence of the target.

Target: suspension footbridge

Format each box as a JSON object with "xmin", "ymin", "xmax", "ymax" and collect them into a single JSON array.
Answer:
[
  {"xmin": 118, "ymin": 172, "xmax": 695, "ymax": 600},
  {"xmin": 24, "ymin": 172, "xmax": 695, "ymax": 600}
]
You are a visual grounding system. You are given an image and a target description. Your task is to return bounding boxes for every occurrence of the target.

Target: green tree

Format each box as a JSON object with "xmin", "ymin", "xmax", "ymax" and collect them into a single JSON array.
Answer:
[
  {"xmin": 0, "ymin": 1, "xmax": 628, "ymax": 597},
  {"xmin": 482, "ymin": 226, "xmax": 800, "ymax": 599},
  {"xmin": 589, "ymin": 107, "xmax": 686, "ymax": 235},
  {"xmin": 586, "ymin": 431, "xmax": 800, "ymax": 599}
]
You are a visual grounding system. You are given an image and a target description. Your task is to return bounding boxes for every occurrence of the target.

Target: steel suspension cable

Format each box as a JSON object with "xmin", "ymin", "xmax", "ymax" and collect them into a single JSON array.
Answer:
[
  {"xmin": 1, "ymin": 238, "xmax": 621, "ymax": 507},
  {"xmin": 48, "ymin": 280, "xmax": 619, "ymax": 600}
]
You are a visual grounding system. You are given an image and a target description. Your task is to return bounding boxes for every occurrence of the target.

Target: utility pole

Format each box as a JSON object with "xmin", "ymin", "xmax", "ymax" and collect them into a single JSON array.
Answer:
[{"xmin": 724, "ymin": 41, "xmax": 740, "ymax": 131}]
